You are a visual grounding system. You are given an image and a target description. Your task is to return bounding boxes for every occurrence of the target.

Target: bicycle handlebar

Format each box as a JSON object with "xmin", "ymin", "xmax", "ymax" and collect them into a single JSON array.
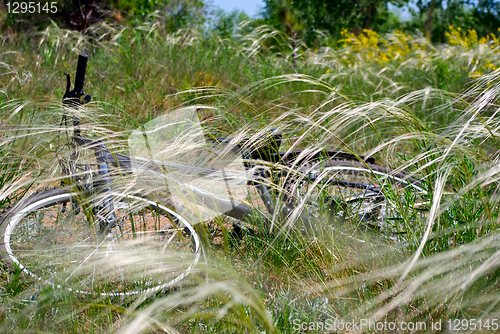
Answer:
[
  {"xmin": 62, "ymin": 54, "xmax": 91, "ymax": 107},
  {"xmin": 74, "ymin": 54, "xmax": 88, "ymax": 94}
]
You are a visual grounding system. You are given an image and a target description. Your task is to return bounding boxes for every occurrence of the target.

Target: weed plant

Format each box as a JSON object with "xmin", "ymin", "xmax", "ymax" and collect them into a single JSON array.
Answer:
[{"xmin": 2, "ymin": 17, "xmax": 500, "ymax": 333}]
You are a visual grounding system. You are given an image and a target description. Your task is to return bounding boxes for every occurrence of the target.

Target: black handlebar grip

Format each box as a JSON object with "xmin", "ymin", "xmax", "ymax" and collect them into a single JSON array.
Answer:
[{"xmin": 74, "ymin": 54, "xmax": 88, "ymax": 94}]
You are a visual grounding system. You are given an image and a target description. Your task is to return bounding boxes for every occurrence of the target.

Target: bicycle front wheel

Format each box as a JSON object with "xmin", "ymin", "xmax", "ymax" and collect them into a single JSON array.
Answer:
[
  {"xmin": 0, "ymin": 188, "xmax": 201, "ymax": 296},
  {"xmin": 294, "ymin": 160, "xmax": 428, "ymax": 233}
]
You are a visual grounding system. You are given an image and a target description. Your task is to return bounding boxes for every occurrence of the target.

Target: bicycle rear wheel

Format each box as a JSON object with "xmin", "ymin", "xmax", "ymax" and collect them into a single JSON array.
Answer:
[
  {"xmin": 0, "ymin": 188, "xmax": 201, "ymax": 296},
  {"xmin": 293, "ymin": 160, "xmax": 428, "ymax": 233}
]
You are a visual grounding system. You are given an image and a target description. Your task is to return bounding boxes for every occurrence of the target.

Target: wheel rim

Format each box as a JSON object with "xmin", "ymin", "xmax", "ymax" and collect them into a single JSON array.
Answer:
[
  {"xmin": 3, "ymin": 192, "xmax": 201, "ymax": 296},
  {"xmin": 295, "ymin": 166, "xmax": 429, "ymax": 232}
]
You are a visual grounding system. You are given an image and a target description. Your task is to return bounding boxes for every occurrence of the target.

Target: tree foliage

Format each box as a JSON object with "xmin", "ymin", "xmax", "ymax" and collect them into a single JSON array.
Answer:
[
  {"xmin": 0, "ymin": 0, "xmax": 205, "ymax": 32},
  {"xmin": 261, "ymin": 0, "xmax": 405, "ymax": 44},
  {"xmin": 260, "ymin": 0, "xmax": 500, "ymax": 44},
  {"xmin": 1, "ymin": 0, "xmax": 500, "ymax": 45}
]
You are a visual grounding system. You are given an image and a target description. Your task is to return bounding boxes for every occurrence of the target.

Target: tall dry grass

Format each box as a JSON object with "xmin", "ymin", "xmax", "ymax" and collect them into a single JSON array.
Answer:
[{"xmin": 1, "ymin": 17, "xmax": 500, "ymax": 333}]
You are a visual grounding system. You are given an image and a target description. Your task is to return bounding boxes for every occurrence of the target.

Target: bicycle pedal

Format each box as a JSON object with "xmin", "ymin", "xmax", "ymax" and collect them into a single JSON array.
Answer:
[
  {"xmin": 358, "ymin": 212, "xmax": 377, "ymax": 221},
  {"xmin": 230, "ymin": 221, "xmax": 256, "ymax": 239}
]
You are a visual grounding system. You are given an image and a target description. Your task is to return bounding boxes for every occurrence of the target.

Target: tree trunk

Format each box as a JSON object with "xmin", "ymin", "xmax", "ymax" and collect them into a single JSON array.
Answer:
[
  {"xmin": 363, "ymin": 5, "xmax": 376, "ymax": 30},
  {"xmin": 285, "ymin": 22, "xmax": 297, "ymax": 71},
  {"xmin": 424, "ymin": 0, "xmax": 436, "ymax": 41}
]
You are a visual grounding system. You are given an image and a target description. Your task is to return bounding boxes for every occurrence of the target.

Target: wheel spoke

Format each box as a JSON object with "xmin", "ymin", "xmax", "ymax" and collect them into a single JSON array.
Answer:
[
  {"xmin": 2, "ymin": 190, "xmax": 201, "ymax": 296},
  {"xmin": 293, "ymin": 161, "xmax": 428, "ymax": 235}
]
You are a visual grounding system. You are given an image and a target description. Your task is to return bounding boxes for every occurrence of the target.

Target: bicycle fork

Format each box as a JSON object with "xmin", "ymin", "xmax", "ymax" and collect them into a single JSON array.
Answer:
[{"xmin": 93, "ymin": 151, "xmax": 117, "ymax": 237}]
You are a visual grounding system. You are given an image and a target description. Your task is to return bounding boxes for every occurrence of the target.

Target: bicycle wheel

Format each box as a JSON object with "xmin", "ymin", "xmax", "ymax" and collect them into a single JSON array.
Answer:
[
  {"xmin": 292, "ymin": 160, "xmax": 428, "ymax": 232},
  {"xmin": 0, "ymin": 188, "xmax": 201, "ymax": 296}
]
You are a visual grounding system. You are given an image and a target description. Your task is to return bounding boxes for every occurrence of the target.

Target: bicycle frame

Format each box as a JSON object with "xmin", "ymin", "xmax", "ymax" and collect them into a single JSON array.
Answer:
[
  {"xmin": 69, "ymin": 136, "xmax": 389, "ymax": 239},
  {"xmin": 59, "ymin": 55, "xmax": 380, "ymax": 232},
  {"xmin": 68, "ymin": 133, "xmax": 301, "ymax": 230}
]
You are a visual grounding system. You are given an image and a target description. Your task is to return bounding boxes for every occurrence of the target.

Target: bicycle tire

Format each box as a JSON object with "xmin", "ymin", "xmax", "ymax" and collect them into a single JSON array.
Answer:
[
  {"xmin": 292, "ymin": 159, "xmax": 428, "ymax": 232},
  {"xmin": 0, "ymin": 188, "xmax": 202, "ymax": 296}
]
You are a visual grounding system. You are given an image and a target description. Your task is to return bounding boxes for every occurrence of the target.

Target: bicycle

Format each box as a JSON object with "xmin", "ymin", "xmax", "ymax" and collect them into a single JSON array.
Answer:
[{"xmin": 0, "ymin": 54, "xmax": 427, "ymax": 296}]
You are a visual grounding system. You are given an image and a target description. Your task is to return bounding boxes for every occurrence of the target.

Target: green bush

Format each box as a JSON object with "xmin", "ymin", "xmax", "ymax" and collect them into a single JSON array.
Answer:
[{"xmin": 0, "ymin": 0, "xmax": 205, "ymax": 32}]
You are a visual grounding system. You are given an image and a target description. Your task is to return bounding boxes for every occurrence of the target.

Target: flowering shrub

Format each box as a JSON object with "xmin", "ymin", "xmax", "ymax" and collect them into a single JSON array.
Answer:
[
  {"xmin": 445, "ymin": 26, "xmax": 499, "ymax": 48},
  {"xmin": 333, "ymin": 27, "xmax": 500, "ymax": 86},
  {"xmin": 443, "ymin": 26, "xmax": 500, "ymax": 79},
  {"xmin": 338, "ymin": 29, "xmax": 430, "ymax": 65}
]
